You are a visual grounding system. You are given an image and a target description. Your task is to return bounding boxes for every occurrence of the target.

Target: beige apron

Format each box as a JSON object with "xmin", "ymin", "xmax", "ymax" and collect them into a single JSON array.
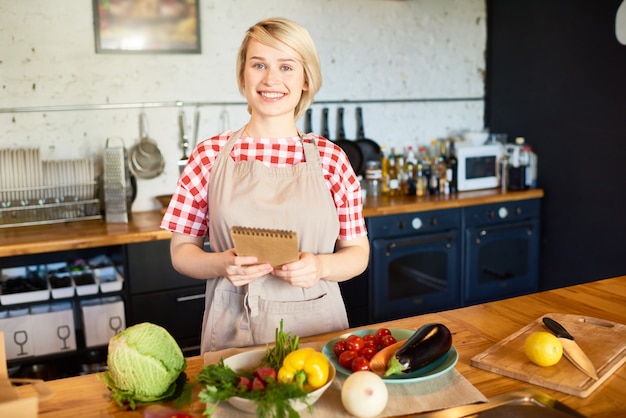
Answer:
[{"xmin": 201, "ymin": 128, "xmax": 349, "ymax": 353}]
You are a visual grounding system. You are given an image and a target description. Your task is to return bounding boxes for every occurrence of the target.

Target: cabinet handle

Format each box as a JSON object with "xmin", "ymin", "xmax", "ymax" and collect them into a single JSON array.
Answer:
[
  {"xmin": 386, "ymin": 235, "xmax": 454, "ymax": 256},
  {"xmin": 176, "ymin": 293, "xmax": 205, "ymax": 302},
  {"xmin": 476, "ymin": 223, "xmax": 535, "ymax": 243}
]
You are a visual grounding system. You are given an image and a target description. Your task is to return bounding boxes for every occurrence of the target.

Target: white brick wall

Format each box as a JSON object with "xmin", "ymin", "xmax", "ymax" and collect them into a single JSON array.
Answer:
[{"xmin": 0, "ymin": 0, "xmax": 486, "ymax": 211}]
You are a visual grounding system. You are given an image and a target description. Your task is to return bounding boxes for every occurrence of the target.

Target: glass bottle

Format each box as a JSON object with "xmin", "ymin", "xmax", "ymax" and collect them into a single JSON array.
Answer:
[
  {"xmin": 416, "ymin": 163, "xmax": 427, "ymax": 197},
  {"xmin": 403, "ymin": 146, "xmax": 417, "ymax": 196},
  {"xmin": 447, "ymin": 140, "xmax": 458, "ymax": 194},
  {"xmin": 437, "ymin": 139, "xmax": 448, "ymax": 195},
  {"xmin": 365, "ymin": 160, "xmax": 382, "ymax": 198},
  {"xmin": 417, "ymin": 145, "xmax": 432, "ymax": 196},
  {"xmin": 387, "ymin": 148, "xmax": 400, "ymax": 197},
  {"xmin": 380, "ymin": 146, "xmax": 390, "ymax": 196}
]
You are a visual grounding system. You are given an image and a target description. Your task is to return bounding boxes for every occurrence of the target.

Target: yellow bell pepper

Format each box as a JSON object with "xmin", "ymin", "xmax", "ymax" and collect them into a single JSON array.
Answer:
[{"xmin": 277, "ymin": 347, "xmax": 329, "ymax": 390}]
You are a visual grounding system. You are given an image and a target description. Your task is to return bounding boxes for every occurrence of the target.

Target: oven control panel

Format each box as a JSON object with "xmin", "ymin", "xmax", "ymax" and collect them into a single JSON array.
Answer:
[
  {"xmin": 367, "ymin": 207, "xmax": 461, "ymax": 238},
  {"xmin": 464, "ymin": 198, "xmax": 540, "ymax": 227}
]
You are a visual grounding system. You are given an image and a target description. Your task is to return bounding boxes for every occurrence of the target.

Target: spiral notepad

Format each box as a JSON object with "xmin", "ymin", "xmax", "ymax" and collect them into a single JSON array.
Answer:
[{"xmin": 230, "ymin": 226, "xmax": 299, "ymax": 268}]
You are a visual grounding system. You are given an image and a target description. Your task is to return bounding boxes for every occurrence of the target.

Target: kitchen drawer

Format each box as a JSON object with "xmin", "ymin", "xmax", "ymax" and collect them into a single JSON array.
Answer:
[
  {"xmin": 125, "ymin": 240, "xmax": 201, "ymax": 294},
  {"xmin": 129, "ymin": 285, "xmax": 205, "ymax": 352}
]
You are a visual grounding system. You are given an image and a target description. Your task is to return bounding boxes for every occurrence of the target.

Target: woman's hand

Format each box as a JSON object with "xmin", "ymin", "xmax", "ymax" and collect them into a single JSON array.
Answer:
[
  {"xmin": 273, "ymin": 252, "xmax": 321, "ymax": 288},
  {"xmin": 222, "ymin": 249, "xmax": 274, "ymax": 286}
]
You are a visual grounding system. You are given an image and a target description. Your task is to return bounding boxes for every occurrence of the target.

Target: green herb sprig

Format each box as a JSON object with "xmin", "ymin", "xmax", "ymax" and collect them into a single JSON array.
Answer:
[{"xmin": 260, "ymin": 319, "xmax": 300, "ymax": 371}]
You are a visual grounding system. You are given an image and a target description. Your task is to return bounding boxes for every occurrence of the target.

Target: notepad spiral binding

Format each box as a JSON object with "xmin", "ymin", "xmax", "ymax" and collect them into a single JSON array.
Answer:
[{"xmin": 230, "ymin": 226, "xmax": 296, "ymax": 239}]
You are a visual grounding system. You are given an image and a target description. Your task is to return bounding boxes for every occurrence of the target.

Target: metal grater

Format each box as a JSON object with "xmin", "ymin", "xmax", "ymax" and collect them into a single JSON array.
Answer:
[{"xmin": 103, "ymin": 138, "xmax": 129, "ymax": 223}]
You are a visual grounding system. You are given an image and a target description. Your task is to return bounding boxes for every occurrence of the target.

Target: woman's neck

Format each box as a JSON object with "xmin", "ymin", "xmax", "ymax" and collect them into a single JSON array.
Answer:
[{"xmin": 245, "ymin": 115, "xmax": 299, "ymax": 138}]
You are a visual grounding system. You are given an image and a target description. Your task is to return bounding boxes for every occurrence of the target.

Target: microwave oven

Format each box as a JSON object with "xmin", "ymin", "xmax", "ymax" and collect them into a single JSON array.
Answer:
[{"xmin": 455, "ymin": 144, "xmax": 502, "ymax": 191}]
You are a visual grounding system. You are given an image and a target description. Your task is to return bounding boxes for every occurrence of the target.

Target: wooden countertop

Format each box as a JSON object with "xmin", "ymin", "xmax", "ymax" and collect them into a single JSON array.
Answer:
[
  {"xmin": 0, "ymin": 189, "xmax": 543, "ymax": 258},
  {"xmin": 0, "ymin": 211, "xmax": 172, "ymax": 257},
  {"xmin": 362, "ymin": 188, "xmax": 543, "ymax": 217},
  {"xmin": 14, "ymin": 274, "xmax": 625, "ymax": 417}
]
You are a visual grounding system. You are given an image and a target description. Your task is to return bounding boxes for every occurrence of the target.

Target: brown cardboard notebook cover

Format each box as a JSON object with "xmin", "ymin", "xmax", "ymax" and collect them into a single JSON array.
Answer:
[{"xmin": 230, "ymin": 226, "xmax": 298, "ymax": 268}]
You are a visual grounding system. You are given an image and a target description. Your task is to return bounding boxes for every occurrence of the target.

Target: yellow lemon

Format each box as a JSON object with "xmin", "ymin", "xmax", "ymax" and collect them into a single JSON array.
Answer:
[{"xmin": 524, "ymin": 331, "xmax": 563, "ymax": 366}]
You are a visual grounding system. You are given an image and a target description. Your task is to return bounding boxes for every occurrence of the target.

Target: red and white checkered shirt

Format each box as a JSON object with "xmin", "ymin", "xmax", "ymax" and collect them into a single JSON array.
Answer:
[{"xmin": 160, "ymin": 131, "xmax": 367, "ymax": 241}]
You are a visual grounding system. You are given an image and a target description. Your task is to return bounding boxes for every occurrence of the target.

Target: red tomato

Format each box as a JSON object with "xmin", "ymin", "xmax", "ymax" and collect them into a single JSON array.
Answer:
[
  {"xmin": 362, "ymin": 340, "xmax": 378, "ymax": 351},
  {"xmin": 346, "ymin": 335, "xmax": 365, "ymax": 353},
  {"xmin": 333, "ymin": 340, "xmax": 348, "ymax": 357},
  {"xmin": 351, "ymin": 356, "xmax": 371, "ymax": 372},
  {"xmin": 376, "ymin": 328, "xmax": 392, "ymax": 339},
  {"xmin": 360, "ymin": 347, "xmax": 377, "ymax": 361},
  {"xmin": 363, "ymin": 333, "xmax": 380, "ymax": 347},
  {"xmin": 338, "ymin": 350, "xmax": 359, "ymax": 370},
  {"xmin": 380, "ymin": 334, "xmax": 397, "ymax": 348}
]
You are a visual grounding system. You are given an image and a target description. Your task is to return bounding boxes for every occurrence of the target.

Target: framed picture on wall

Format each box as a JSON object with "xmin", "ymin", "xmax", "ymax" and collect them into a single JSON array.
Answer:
[{"xmin": 93, "ymin": 0, "xmax": 201, "ymax": 53}]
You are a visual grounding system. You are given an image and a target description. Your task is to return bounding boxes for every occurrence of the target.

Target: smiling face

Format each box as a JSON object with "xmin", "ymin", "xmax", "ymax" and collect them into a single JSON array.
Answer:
[
  {"xmin": 236, "ymin": 18, "xmax": 322, "ymax": 123},
  {"xmin": 242, "ymin": 39, "xmax": 308, "ymax": 122}
]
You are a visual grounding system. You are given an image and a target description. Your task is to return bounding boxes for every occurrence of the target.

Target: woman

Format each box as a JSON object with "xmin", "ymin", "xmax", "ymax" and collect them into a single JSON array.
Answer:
[{"xmin": 161, "ymin": 17, "xmax": 369, "ymax": 353}]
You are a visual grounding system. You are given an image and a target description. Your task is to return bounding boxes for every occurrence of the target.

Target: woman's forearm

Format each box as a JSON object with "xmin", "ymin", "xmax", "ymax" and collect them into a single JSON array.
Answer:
[
  {"xmin": 317, "ymin": 235, "xmax": 370, "ymax": 283},
  {"xmin": 169, "ymin": 233, "xmax": 225, "ymax": 279}
]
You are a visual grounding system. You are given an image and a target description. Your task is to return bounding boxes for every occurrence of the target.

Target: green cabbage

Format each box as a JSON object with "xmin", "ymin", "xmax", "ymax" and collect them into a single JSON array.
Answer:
[{"xmin": 102, "ymin": 322, "xmax": 187, "ymax": 409}]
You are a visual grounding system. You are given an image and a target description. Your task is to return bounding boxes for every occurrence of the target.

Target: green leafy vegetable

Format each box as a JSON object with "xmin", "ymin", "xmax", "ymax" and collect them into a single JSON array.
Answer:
[{"xmin": 101, "ymin": 322, "xmax": 187, "ymax": 410}]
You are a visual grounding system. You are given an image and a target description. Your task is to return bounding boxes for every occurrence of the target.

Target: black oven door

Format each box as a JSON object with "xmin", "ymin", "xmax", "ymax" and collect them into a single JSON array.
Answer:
[
  {"xmin": 371, "ymin": 230, "xmax": 461, "ymax": 322},
  {"xmin": 463, "ymin": 219, "xmax": 539, "ymax": 305}
]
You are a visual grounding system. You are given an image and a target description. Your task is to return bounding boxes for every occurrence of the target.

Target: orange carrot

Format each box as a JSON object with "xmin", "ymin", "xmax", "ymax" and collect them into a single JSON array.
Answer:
[{"xmin": 369, "ymin": 339, "xmax": 407, "ymax": 375}]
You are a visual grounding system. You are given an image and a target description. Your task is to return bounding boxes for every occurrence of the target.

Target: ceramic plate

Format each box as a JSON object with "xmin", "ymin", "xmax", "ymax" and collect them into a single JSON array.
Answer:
[{"xmin": 322, "ymin": 328, "xmax": 458, "ymax": 384}]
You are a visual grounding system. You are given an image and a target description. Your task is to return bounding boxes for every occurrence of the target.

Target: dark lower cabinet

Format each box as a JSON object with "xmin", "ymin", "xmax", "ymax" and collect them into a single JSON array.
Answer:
[
  {"xmin": 125, "ymin": 239, "xmax": 206, "ymax": 355},
  {"xmin": 129, "ymin": 286, "xmax": 205, "ymax": 355}
]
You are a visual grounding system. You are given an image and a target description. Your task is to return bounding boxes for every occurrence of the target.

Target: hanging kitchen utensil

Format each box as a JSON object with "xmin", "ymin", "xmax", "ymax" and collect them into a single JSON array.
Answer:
[
  {"xmin": 355, "ymin": 107, "xmax": 382, "ymax": 174},
  {"xmin": 178, "ymin": 110, "xmax": 189, "ymax": 174},
  {"xmin": 192, "ymin": 107, "xmax": 200, "ymax": 149},
  {"xmin": 219, "ymin": 108, "xmax": 230, "ymax": 133},
  {"xmin": 129, "ymin": 112, "xmax": 165, "ymax": 179},
  {"xmin": 304, "ymin": 108, "xmax": 313, "ymax": 133},
  {"xmin": 334, "ymin": 107, "xmax": 363, "ymax": 174},
  {"xmin": 103, "ymin": 137, "xmax": 131, "ymax": 223},
  {"xmin": 321, "ymin": 107, "xmax": 330, "ymax": 139}
]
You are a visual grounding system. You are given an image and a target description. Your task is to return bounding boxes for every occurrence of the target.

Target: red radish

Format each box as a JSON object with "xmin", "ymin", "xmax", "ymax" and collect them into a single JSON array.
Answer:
[{"xmin": 251, "ymin": 376, "xmax": 265, "ymax": 391}]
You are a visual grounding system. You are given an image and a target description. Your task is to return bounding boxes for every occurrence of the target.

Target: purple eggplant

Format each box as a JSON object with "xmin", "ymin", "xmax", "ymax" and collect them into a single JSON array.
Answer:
[{"xmin": 385, "ymin": 323, "xmax": 452, "ymax": 376}]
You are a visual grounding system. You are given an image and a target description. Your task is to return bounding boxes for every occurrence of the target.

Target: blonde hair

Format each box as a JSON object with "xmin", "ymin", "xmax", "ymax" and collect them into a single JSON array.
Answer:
[{"xmin": 236, "ymin": 17, "xmax": 322, "ymax": 121}]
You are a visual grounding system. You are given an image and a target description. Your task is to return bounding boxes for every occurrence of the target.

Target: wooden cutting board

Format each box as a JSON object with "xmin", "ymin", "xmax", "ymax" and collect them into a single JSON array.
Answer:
[{"xmin": 471, "ymin": 313, "xmax": 626, "ymax": 398}]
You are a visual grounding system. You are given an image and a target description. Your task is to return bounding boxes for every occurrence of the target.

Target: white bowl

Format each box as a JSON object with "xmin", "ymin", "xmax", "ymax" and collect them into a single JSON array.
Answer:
[
  {"xmin": 222, "ymin": 348, "xmax": 335, "ymax": 414},
  {"xmin": 462, "ymin": 131, "xmax": 490, "ymax": 146}
]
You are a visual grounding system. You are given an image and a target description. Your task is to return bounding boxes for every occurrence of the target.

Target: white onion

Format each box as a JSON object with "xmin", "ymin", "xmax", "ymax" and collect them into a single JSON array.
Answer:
[{"xmin": 341, "ymin": 371, "xmax": 388, "ymax": 418}]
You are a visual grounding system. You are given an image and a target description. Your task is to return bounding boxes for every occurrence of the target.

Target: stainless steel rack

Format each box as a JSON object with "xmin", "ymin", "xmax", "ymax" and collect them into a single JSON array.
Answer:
[{"xmin": 0, "ymin": 183, "xmax": 100, "ymax": 228}]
